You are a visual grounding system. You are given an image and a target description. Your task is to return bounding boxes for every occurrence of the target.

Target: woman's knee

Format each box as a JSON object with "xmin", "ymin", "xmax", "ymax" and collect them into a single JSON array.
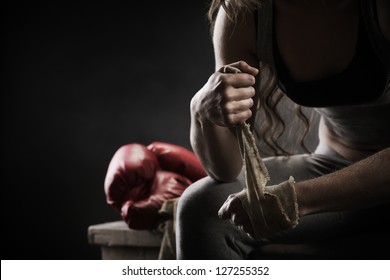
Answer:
[{"xmin": 177, "ymin": 176, "xmax": 243, "ymax": 225}]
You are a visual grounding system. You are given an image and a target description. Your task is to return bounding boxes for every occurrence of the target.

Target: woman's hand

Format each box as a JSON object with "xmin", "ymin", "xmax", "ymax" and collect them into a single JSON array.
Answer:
[
  {"xmin": 218, "ymin": 192, "xmax": 255, "ymax": 238},
  {"xmin": 218, "ymin": 178, "xmax": 299, "ymax": 240},
  {"xmin": 189, "ymin": 60, "xmax": 259, "ymax": 181},
  {"xmin": 191, "ymin": 60, "xmax": 259, "ymax": 127}
]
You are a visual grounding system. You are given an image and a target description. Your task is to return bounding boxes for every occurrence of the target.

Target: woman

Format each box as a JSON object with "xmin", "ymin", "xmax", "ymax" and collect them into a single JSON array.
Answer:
[{"xmin": 176, "ymin": 0, "xmax": 390, "ymax": 259}]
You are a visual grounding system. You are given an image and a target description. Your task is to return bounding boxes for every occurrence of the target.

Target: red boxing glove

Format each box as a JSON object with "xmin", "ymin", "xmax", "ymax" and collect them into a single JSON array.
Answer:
[
  {"xmin": 147, "ymin": 142, "xmax": 207, "ymax": 183},
  {"xmin": 121, "ymin": 170, "xmax": 192, "ymax": 230},
  {"xmin": 104, "ymin": 143, "xmax": 158, "ymax": 211}
]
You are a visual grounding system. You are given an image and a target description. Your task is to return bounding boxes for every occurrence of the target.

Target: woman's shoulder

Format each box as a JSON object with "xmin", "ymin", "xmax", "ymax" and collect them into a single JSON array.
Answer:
[{"xmin": 212, "ymin": 6, "xmax": 259, "ymax": 67}]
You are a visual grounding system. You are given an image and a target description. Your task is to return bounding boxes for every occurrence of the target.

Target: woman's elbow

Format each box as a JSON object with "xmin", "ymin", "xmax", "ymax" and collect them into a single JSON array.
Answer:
[{"xmin": 206, "ymin": 165, "xmax": 242, "ymax": 183}]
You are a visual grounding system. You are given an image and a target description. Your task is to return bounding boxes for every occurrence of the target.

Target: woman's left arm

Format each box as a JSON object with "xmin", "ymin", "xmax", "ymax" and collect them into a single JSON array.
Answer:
[{"xmin": 296, "ymin": 147, "xmax": 390, "ymax": 216}]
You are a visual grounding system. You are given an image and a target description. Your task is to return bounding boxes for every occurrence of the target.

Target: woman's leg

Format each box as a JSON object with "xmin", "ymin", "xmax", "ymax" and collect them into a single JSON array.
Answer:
[
  {"xmin": 176, "ymin": 152, "xmax": 389, "ymax": 259},
  {"xmin": 176, "ymin": 175, "xmax": 262, "ymax": 259}
]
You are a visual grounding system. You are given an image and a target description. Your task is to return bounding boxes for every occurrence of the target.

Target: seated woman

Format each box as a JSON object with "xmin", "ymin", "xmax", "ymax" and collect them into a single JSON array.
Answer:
[{"xmin": 176, "ymin": 0, "xmax": 390, "ymax": 259}]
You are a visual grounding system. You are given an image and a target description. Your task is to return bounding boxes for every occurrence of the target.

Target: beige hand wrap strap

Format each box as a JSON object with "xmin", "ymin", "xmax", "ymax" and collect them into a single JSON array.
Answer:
[
  {"xmin": 235, "ymin": 123, "xmax": 298, "ymax": 240},
  {"xmin": 223, "ymin": 65, "xmax": 299, "ymax": 240}
]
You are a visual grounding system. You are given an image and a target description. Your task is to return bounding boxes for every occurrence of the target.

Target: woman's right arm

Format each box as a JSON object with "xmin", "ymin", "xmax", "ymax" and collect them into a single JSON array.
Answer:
[{"xmin": 190, "ymin": 7, "xmax": 260, "ymax": 182}]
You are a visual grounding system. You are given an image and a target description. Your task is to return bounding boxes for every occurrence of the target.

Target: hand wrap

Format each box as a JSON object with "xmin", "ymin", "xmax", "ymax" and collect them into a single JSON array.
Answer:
[
  {"xmin": 236, "ymin": 123, "xmax": 298, "ymax": 240},
  {"xmin": 224, "ymin": 65, "xmax": 299, "ymax": 240}
]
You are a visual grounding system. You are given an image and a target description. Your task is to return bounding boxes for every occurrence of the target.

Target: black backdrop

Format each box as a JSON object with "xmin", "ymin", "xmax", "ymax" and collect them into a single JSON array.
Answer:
[{"xmin": 2, "ymin": 1, "xmax": 214, "ymax": 259}]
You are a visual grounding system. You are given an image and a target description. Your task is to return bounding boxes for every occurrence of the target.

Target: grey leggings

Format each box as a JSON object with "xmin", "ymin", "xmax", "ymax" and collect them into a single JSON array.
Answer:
[{"xmin": 176, "ymin": 151, "xmax": 390, "ymax": 259}]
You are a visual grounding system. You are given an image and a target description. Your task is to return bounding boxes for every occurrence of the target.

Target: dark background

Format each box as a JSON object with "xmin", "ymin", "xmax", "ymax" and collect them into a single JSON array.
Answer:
[{"xmin": 2, "ymin": 1, "xmax": 214, "ymax": 260}]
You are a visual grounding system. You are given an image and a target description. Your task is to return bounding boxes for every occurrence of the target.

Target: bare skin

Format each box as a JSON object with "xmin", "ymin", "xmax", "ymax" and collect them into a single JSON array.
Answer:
[{"xmin": 190, "ymin": 0, "xmax": 390, "ymax": 237}]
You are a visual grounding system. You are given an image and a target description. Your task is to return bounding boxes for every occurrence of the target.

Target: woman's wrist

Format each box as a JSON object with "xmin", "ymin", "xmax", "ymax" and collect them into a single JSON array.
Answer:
[
  {"xmin": 294, "ymin": 181, "xmax": 311, "ymax": 217},
  {"xmin": 190, "ymin": 89, "xmax": 214, "ymax": 128}
]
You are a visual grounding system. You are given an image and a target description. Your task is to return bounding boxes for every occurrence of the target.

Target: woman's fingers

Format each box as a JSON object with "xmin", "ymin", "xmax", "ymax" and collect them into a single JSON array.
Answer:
[
  {"xmin": 222, "ymin": 72, "xmax": 256, "ymax": 88},
  {"xmin": 216, "ymin": 82, "xmax": 254, "ymax": 125},
  {"xmin": 224, "ymin": 96, "xmax": 254, "ymax": 112},
  {"xmin": 225, "ymin": 110, "xmax": 253, "ymax": 125},
  {"xmin": 218, "ymin": 194, "xmax": 235, "ymax": 219},
  {"xmin": 201, "ymin": 60, "xmax": 258, "ymax": 127},
  {"xmin": 218, "ymin": 194, "xmax": 255, "ymax": 238},
  {"xmin": 219, "ymin": 60, "xmax": 259, "ymax": 76}
]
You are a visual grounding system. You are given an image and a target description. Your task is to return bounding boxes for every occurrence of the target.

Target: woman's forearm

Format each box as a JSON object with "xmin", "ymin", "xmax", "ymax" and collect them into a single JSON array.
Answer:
[
  {"xmin": 190, "ymin": 95, "xmax": 243, "ymax": 182},
  {"xmin": 189, "ymin": 58, "xmax": 259, "ymax": 182},
  {"xmin": 296, "ymin": 147, "xmax": 390, "ymax": 216}
]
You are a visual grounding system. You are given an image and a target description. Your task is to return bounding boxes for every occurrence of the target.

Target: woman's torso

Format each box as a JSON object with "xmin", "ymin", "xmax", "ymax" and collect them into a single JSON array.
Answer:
[{"xmin": 271, "ymin": 0, "xmax": 390, "ymax": 161}]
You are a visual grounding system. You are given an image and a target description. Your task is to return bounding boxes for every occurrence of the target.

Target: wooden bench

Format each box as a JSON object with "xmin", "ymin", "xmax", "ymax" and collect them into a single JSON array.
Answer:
[{"xmin": 88, "ymin": 221, "xmax": 162, "ymax": 260}]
